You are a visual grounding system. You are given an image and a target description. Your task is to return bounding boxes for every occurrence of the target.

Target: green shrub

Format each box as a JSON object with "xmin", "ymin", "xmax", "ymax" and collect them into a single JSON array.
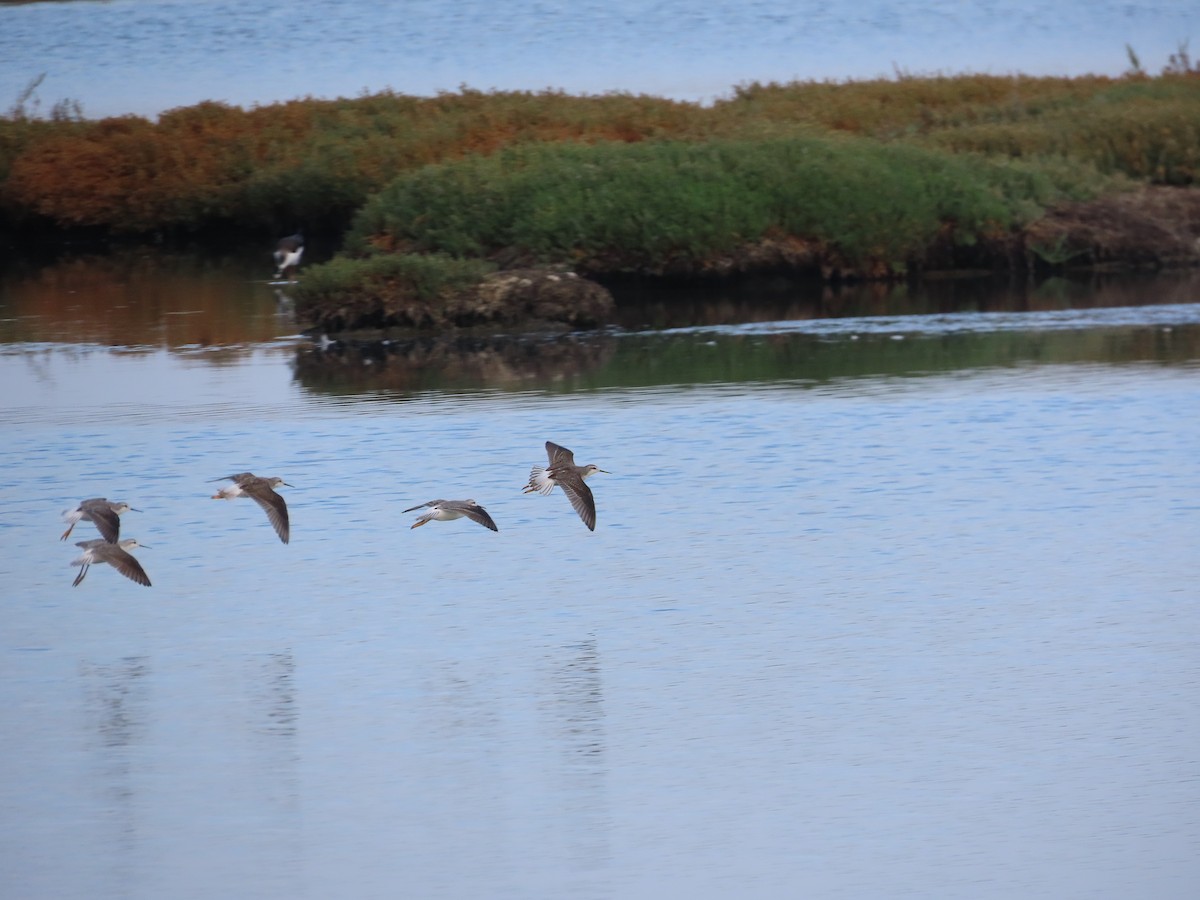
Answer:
[{"xmin": 347, "ymin": 136, "xmax": 1118, "ymax": 269}]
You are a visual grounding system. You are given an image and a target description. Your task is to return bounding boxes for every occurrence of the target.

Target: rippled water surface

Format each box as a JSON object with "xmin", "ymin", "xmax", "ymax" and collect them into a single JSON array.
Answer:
[
  {"xmin": 1, "ymin": 0, "xmax": 1198, "ymax": 118},
  {"xmin": 2, "ymin": 259, "xmax": 1199, "ymax": 898}
]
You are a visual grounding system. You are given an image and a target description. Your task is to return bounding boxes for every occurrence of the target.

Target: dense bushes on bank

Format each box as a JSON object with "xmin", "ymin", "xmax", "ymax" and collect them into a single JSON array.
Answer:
[
  {"xmin": 0, "ymin": 90, "xmax": 702, "ymax": 233},
  {"xmin": 4, "ymin": 70, "xmax": 1199, "ymax": 330},
  {"xmin": 344, "ymin": 136, "xmax": 1120, "ymax": 273},
  {"xmin": 1, "ymin": 72, "xmax": 1197, "ymax": 237}
]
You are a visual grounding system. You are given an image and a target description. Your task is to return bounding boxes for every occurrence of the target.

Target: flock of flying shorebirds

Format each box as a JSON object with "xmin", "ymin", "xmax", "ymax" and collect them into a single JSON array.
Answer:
[{"xmin": 60, "ymin": 442, "xmax": 608, "ymax": 589}]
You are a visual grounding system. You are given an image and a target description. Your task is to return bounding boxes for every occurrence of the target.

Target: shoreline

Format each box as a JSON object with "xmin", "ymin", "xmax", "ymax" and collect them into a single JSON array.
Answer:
[
  {"xmin": 3, "ymin": 75, "xmax": 1196, "ymax": 334},
  {"xmin": 295, "ymin": 185, "xmax": 1200, "ymax": 335}
]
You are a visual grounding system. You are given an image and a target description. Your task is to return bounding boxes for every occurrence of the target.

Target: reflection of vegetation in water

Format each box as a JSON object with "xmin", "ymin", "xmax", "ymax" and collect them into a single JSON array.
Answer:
[
  {"xmin": 611, "ymin": 269, "xmax": 1200, "ymax": 328},
  {"xmin": 293, "ymin": 334, "xmax": 618, "ymax": 395},
  {"xmin": 591, "ymin": 327, "xmax": 1200, "ymax": 390},
  {"xmin": 285, "ymin": 263, "xmax": 1200, "ymax": 398},
  {"xmin": 293, "ymin": 323, "xmax": 1200, "ymax": 398},
  {"xmin": 0, "ymin": 251, "xmax": 289, "ymax": 347}
]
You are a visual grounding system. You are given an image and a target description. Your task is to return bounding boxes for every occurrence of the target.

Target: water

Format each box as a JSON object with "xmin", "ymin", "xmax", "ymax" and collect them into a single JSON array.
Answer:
[
  {"xmin": 1, "ymin": 256, "xmax": 1198, "ymax": 898},
  {"xmin": 2, "ymin": 0, "xmax": 1198, "ymax": 119}
]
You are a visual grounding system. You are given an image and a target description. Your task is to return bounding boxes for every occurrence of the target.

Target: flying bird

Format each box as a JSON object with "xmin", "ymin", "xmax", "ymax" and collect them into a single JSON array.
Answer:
[
  {"xmin": 403, "ymin": 499, "xmax": 499, "ymax": 532},
  {"xmin": 273, "ymin": 232, "xmax": 304, "ymax": 281},
  {"xmin": 210, "ymin": 473, "xmax": 292, "ymax": 543},
  {"xmin": 61, "ymin": 498, "xmax": 139, "ymax": 543},
  {"xmin": 71, "ymin": 538, "xmax": 151, "ymax": 587},
  {"xmin": 523, "ymin": 441, "xmax": 608, "ymax": 531}
]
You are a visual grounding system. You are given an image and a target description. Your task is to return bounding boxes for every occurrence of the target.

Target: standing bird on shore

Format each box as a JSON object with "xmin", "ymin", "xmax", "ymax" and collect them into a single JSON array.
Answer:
[
  {"xmin": 523, "ymin": 441, "xmax": 609, "ymax": 531},
  {"xmin": 210, "ymin": 473, "xmax": 292, "ymax": 543},
  {"xmin": 61, "ymin": 498, "xmax": 139, "ymax": 543},
  {"xmin": 273, "ymin": 232, "xmax": 304, "ymax": 281},
  {"xmin": 71, "ymin": 538, "xmax": 151, "ymax": 587},
  {"xmin": 403, "ymin": 499, "xmax": 499, "ymax": 532}
]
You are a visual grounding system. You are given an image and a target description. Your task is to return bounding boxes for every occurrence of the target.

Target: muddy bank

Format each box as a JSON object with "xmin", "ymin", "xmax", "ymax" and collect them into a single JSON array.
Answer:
[
  {"xmin": 297, "ymin": 266, "xmax": 615, "ymax": 335},
  {"xmin": 1020, "ymin": 187, "xmax": 1200, "ymax": 271}
]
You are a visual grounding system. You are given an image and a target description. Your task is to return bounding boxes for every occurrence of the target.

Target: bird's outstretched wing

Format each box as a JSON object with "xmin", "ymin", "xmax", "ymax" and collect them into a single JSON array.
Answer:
[
  {"xmin": 545, "ymin": 441, "xmax": 577, "ymax": 467},
  {"xmin": 247, "ymin": 485, "xmax": 290, "ymax": 543},
  {"xmin": 109, "ymin": 546, "xmax": 152, "ymax": 587},
  {"xmin": 83, "ymin": 500, "xmax": 122, "ymax": 543},
  {"xmin": 558, "ymin": 476, "xmax": 597, "ymax": 531},
  {"xmin": 462, "ymin": 503, "xmax": 499, "ymax": 532}
]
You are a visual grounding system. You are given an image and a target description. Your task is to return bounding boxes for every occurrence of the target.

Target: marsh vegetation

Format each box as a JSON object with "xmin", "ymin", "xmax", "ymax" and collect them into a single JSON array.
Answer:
[{"xmin": 3, "ymin": 63, "xmax": 1198, "ymax": 330}]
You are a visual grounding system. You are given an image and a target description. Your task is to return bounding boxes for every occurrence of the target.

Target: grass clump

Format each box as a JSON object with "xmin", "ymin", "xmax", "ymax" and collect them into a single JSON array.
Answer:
[
  {"xmin": 292, "ymin": 252, "xmax": 496, "ymax": 330},
  {"xmin": 295, "ymin": 251, "xmax": 494, "ymax": 306}
]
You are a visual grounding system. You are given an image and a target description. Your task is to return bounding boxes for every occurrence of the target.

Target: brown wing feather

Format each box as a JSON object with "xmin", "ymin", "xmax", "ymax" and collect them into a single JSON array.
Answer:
[
  {"xmin": 545, "ymin": 441, "xmax": 576, "ymax": 467},
  {"xmin": 557, "ymin": 475, "xmax": 597, "ymax": 531},
  {"xmin": 248, "ymin": 487, "xmax": 290, "ymax": 543},
  {"xmin": 210, "ymin": 473, "xmax": 255, "ymax": 484},
  {"xmin": 109, "ymin": 547, "xmax": 151, "ymax": 587},
  {"xmin": 464, "ymin": 504, "xmax": 500, "ymax": 532},
  {"xmin": 84, "ymin": 502, "xmax": 122, "ymax": 543}
]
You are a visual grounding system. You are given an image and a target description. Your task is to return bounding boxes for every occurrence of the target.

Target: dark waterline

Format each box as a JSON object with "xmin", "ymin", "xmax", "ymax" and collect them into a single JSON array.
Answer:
[{"xmin": 4, "ymin": 247, "xmax": 1200, "ymax": 347}]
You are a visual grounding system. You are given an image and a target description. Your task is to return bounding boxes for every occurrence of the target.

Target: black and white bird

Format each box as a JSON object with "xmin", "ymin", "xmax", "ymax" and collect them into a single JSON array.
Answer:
[{"xmin": 273, "ymin": 232, "xmax": 304, "ymax": 281}]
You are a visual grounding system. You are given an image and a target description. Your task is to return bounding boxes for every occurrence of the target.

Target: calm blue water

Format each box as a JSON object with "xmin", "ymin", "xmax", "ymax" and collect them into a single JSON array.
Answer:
[
  {"xmin": 1, "ymin": 260, "xmax": 1199, "ymax": 898},
  {"xmin": 1, "ymin": 0, "xmax": 1198, "ymax": 119}
]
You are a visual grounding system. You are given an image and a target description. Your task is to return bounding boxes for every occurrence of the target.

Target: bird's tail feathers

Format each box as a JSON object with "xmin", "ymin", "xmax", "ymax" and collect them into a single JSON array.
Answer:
[{"xmin": 524, "ymin": 466, "xmax": 557, "ymax": 495}]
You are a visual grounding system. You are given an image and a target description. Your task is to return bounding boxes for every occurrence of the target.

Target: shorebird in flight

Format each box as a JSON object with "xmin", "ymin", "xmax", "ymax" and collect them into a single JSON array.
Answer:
[
  {"xmin": 210, "ymin": 473, "xmax": 292, "ymax": 543},
  {"xmin": 403, "ymin": 499, "xmax": 499, "ymax": 532},
  {"xmin": 71, "ymin": 538, "xmax": 151, "ymax": 587},
  {"xmin": 523, "ymin": 441, "xmax": 608, "ymax": 531},
  {"xmin": 61, "ymin": 498, "xmax": 139, "ymax": 543}
]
